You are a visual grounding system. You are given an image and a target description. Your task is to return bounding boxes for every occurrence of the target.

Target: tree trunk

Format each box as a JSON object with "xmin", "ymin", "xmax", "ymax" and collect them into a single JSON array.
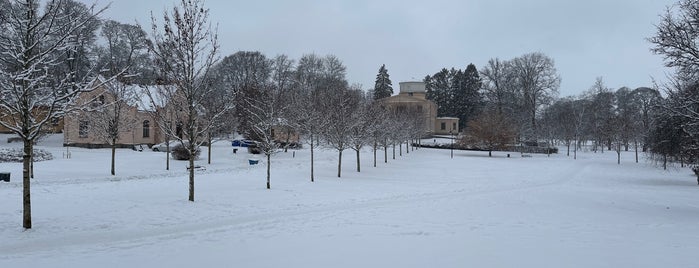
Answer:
[
  {"xmin": 111, "ymin": 141, "xmax": 116, "ymax": 176},
  {"xmin": 266, "ymin": 153, "xmax": 271, "ymax": 189},
  {"xmin": 166, "ymin": 142, "xmax": 170, "ymax": 170},
  {"xmin": 356, "ymin": 149, "xmax": 361, "ymax": 172},
  {"xmin": 635, "ymin": 140, "xmax": 638, "ymax": 163},
  {"xmin": 310, "ymin": 135, "xmax": 315, "ymax": 182},
  {"xmin": 617, "ymin": 144, "xmax": 621, "ymax": 165},
  {"xmin": 23, "ymin": 139, "xmax": 32, "ymax": 229},
  {"xmin": 207, "ymin": 135, "xmax": 212, "ymax": 165},
  {"xmin": 399, "ymin": 142, "xmax": 402, "ymax": 156},
  {"xmin": 30, "ymin": 151, "xmax": 33, "ymax": 179},
  {"xmin": 566, "ymin": 141, "xmax": 570, "ymax": 157},
  {"xmin": 285, "ymin": 128, "xmax": 291, "ymax": 153},
  {"xmin": 406, "ymin": 141, "xmax": 409, "ymax": 154},
  {"xmin": 373, "ymin": 142, "xmax": 377, "ymax": 167},
  {"xmin": 663, "ymin": 154, "xmax": 667, "ymax": 170},
  {"xmin": 189, "ymin": 156, "xmax": 195, "ymax": 202},
  {"xmin": 489, "ymin": 150, "xmax": 492, "ymax": 157},
  {"xmin": 337, "ymin": 150, "xmax": 342, "ymax": 178}
]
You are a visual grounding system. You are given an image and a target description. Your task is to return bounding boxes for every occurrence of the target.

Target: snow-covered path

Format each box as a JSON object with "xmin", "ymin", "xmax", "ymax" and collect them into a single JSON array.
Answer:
[{"xmin": 1, "ymin": 137, "xmax": 698, "ymax": 267}]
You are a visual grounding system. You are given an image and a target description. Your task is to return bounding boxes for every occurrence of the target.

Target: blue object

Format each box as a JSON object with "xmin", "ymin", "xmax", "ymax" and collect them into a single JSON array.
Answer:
[
  {"xmin": 232, "ymin": 140, "xmax": 254, "ymax": 147},
  {"xmin": 248, "ymin": 159, "xmax": 259, "ymax": 165}
]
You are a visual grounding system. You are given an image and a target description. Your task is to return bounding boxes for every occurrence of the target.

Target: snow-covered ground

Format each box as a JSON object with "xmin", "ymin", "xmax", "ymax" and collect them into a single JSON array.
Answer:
[{"xmin": 1, "ymin": 134, "xmax": 698, "ymax": 268}]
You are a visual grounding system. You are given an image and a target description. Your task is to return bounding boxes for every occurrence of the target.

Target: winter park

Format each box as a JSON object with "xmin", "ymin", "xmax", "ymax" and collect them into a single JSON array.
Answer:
[{"xmin": 1, "ymin": 0, "xmax": 699, "ymax": 267}]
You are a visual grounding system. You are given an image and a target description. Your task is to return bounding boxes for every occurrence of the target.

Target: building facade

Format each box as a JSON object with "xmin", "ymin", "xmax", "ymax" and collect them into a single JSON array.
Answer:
[
  {"xmin": 379, "ymin": 81, "xmax": 459, "ymax": 136},
  {"xmin": 63, "ymin": 80, "xmax": 164, "ymax": 148},
  {"xmin": 435, "ymin": 117, "xmax": 459, "ymax": 135}
]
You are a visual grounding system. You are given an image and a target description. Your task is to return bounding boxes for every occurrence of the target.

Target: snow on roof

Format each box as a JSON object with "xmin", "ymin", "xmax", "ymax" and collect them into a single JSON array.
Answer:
[{"xmin": 94, "ymin": 76, "xmax": 169, "ymax": 112}]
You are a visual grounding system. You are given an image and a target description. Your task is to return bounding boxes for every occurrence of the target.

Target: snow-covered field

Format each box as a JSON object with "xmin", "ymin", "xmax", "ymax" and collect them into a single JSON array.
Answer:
[{"xmin": 1, "ymin": 134, "xmax": 698, "ymax": 268}]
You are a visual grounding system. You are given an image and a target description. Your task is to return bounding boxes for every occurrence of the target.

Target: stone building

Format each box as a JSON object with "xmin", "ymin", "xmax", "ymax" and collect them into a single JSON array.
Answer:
[{"xmin": 379, "ymin": 81, "xmax": 459, "ymax": 136}]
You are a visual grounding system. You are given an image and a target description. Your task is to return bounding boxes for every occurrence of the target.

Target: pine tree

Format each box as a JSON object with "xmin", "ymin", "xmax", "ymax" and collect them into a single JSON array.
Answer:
[
  {"xmin": 455, "ymin": 64, "xmax": 483, "ymax": 130},
  {"xmin": 373, "ymin": 64, "xmax": 393, "ymax": 100}
]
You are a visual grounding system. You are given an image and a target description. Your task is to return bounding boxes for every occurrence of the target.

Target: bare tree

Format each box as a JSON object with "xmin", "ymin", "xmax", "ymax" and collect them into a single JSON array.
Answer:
[
  {"xmin": 540, "ymin": 98, "xmax": 577, "ymax": 156},
  {"xmin": 585, "ymin": 78, "xmax": 616, "ymax": 152},
  {"xmin": 244, "ymin": 55, "xmax": 294, "ymax": 189},
  {"xmin": 571, "ymin": 98, "xmax": 590, "ymax": 160},
  {"xmin": 246, "ymin": 84, "xmax": 289, "ymax": 189},
  {"xmin": 465, "ymin": 110, "xmax": 516, "ymax": 157},
  {"xmin": 631, "ymin": 87, "xmax": 662, "ymax": 158},
  {"xmin": 324, "ymin": 87, "xmax": 360, "ymax": 178},
  {"xmin": 0, "ymin": 0, "xmax": 108, "ymax": 229},
  {"xmin": 89, "ymin": 20, "xmax": 150, "ymax": 175},
  {"xmin": 290, "ymin": 54, "xmax": 330, "ymax": 182},
  {"xmin": 649, "ymin": 0, "xmax": 699, "ymax": 82},
  {"xmin": 480, "ymin": 58, "xmax": 516, "ymax": 116},
  {"xmin": 369, "ymin": 103, "xmax": 390, "ymax": 167},
  {"xmin": 270, "ymin": 54, "xmax": 295, "ymax": 153},
  {"xmin": 218, "ymin": 51, "xmax": 271, "ymax": 139},
  {"xmin": 202, "ymin": 64, "xmax": 237, "ymax": 164},
  {"xmin": 148, "ymin": 0, "xmax": 221, "ymax": 202},
  {"xmin": 510, "ymin": 52, "xmax": 561, "ymax": 140},
  {"xmin": 348, "ymin": 88, "xmax": 375, "ymax": 172}
]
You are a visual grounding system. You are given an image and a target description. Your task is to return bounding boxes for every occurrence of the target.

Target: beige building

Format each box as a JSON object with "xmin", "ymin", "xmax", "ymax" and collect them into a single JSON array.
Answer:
[
  {"xmin": 380, "ymin": 82, "xmax": 437, "ymax": 136},
  {"xmin": 379, "ymin": 81, "xmax": 458, "ymax": 136},
  {"xmin": 435, "ymin": 117, "xmax": 459, "ymax": 135},
  {"xmin": 63, "ymin": 80, "xmax": 164, "ymax": 148},
  {"xmin": 0, "ymin": 106, "xmax": 64, "ymax": 134}
]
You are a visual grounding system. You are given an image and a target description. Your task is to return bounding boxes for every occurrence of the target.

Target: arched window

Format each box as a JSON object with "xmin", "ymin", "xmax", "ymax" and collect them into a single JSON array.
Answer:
[
  {"xmin": 98, "ymin": 95, "xmax": 105, "ymax": 104},
  {"xmin": 143, "ymin": 120, "xmax": 150, "ymax": 138}
]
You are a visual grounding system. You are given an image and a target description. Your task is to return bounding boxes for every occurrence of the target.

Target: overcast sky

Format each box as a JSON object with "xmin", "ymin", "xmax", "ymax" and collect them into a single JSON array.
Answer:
[{"xmin": 92, "ymin": 0, "xmax": 676, "ymax": 97}]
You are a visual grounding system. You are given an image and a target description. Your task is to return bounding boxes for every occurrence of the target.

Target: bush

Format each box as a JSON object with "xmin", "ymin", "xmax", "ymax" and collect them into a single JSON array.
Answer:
[
  {"xmin": 0, "ymin": 148, "xmax": 54, "ymax": 163},
  {"xmin": 171, "ymin": 144, "xmax": 200, "ymax": 160}
]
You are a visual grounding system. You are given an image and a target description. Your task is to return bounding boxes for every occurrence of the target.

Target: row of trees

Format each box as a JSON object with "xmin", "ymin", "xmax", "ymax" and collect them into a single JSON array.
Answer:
[
  {"xmin": 202, "ymin": 52, "xmax": 430, "ymax": 189},
  {"xmin": 646, "ymin": 0, "xmax": 699, "ymax": 181},
  {"xmin": 0, "ymin": 0, "xmax": 440, "ymax": 229},
  {"xmin": 537, "ymin": 79, "xmax": 661, "ymax": 164}
]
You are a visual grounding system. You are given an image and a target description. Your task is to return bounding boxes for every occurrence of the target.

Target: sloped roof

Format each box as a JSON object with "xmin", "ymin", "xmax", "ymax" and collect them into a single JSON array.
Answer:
[{"xmin": 94, "ymin": 76, "xmax": 169, "ymax": 112}]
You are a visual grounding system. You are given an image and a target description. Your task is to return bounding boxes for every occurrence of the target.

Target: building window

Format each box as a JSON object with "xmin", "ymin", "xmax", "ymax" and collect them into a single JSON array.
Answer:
[
  {"xmin": 453, "ymin": 122, "xmax": 457, "ymax": 131},
  {"xmin": 271, "ymin": 128, "xmax": 276, "ymax": 138},
  {"xmin": 143, "ymin": 120, "xmax": 150, "ymax": 138},
  {"xmin": 408, "ymin": 92, "xmax": 413, "ymax": 96},
  {"xmin": 440, "ymin": 122, "xmax": 446, "ymax": 130},
  {"xmin": 98, "ymin": 95, "xmax": 105, "ymax": 105},
  {"xmin": 51, "ymin": 117, "xmax": 59, "ymax": 126},
  {"xmin": 79, "ymin": 120, "xmax": 89, "ymax": 138}
]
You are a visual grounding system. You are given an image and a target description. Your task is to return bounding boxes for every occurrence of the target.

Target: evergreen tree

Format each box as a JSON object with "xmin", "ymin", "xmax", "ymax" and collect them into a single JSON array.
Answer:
[
  {"xmin": 425, "ymin": 68, "xmax": 451, "ymax": 116},
  {"xmin": 454, "ymin": 64, "xmax": 483, "ymax": 130},
  {"xmin": 373, "ymin": 64, "xmax": 393, "ymax": 100}
]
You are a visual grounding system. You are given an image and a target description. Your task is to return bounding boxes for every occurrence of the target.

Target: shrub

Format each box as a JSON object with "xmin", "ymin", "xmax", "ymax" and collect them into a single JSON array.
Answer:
[
  {"xmin": 171, "ymin": 144, "xmax": 200, "ymax": 160},
  {"xmin": 0, "ymin": 148, "xmax": 54, "ymax": 163}
]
